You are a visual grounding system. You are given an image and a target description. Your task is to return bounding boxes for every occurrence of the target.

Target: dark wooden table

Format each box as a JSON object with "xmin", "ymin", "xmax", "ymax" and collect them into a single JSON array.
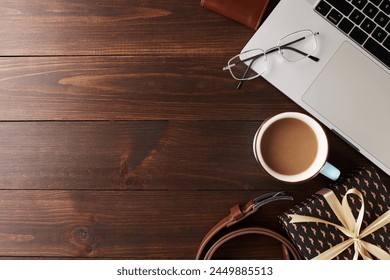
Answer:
[{"xmin": 0, "ymin": 0, "xmax": 388, "ymax": 259}]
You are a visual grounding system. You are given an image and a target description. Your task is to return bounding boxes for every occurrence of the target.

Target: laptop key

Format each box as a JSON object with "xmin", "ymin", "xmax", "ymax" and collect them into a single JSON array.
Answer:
[
  {"xmin": 380, "ymin": 0, "xmax": 390, "ymax": 14},
  {"xmin": 350, "ymin": 26, "xmax": 369, "ymax": 44},
  {"xmin": 363, "ymin": 3, "xmax": 379, "ymax": 18},
  {"xmin": 352, "ymin": 0, "xmax": 368, "ymax": 10},
  {"xmin": 384, "ymin": 36, "xmax": 390, "ymax": 51},
  {"xmin": 374, "ymin": 11, "xmax": 390, "ymax": 27},
  {"xmin": 350, "ymin": 9, "xmax": 365, "ymax": 24},
  {"xmin": 372, "ymin": 26, "xmax": 387, "ymax": 42},
  {"xmin": 315, "ymin": 1, "xmax": 332, "ymax": 16},
  {"xmin": 327, "ymin": 9, "xmax": 343, "ymax": 25},
  {"xmin": 326, "ymin": 0, "xmax": 354, "ymax": 16},
  {"xmin": 370, "ymin": 0, "xmax": 382, "ymax": 5},
  {"xmin": 361, "ymin": 18, "xmax": 376, "ymax": 33},
  {"xmin": 364, "ymin": 38, "xmax": 390, "ymax": 68},
  {"xmin": 339, "ymin": 17, "xmax": 355, "ymax": 34}
]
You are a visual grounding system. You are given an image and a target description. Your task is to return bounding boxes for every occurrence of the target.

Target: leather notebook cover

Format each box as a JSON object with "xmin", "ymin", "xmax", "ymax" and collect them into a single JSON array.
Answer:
[{"xmin": 200, "ymin": 0, "xmax": 271, "ymax": 30}]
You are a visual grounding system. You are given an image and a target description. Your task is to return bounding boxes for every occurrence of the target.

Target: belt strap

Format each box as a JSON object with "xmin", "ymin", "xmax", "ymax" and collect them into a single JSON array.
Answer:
[{"xmin": 196, "ymin": 192, "xmax": 301, "ymax": 260}]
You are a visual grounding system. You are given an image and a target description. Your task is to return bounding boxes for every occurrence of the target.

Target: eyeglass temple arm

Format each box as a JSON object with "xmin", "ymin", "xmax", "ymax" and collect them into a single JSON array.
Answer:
[
  {"xmin": 223, "ymin": 52, "xmax": 266, "ymax": 71},
  {"xmin": 228, "ymin": 34, "xmax": 319, "ymax": 68},
  {"xmin": 279, "ymin": 46, "xmax": 320, "ymax": 62},
  {"xmin": 227, "ymin": 47, "xmax": 318, "ymax": 76},
  {"xmin": 235, "ymin": 44, "xmax": 319, "ymax": 66},
  {"xmin": 277, "ymin": 34, "xmax": 320, "ymax": 61},
  {"xmin": 236, "ymin": 59, "xmax": 256, "ymax": 90}
]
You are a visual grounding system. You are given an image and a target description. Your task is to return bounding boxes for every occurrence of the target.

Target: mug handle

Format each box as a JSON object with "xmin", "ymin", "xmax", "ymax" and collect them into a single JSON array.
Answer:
[{"xmin": 320, "ymin": 162, "xmax": 340, "ymax": 181}]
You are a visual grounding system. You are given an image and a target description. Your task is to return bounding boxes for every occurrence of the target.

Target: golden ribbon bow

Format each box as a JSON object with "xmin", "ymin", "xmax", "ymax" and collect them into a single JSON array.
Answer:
[{"xmin": 288, "ymin": 188, "xmax": 390, "ymax": 260}]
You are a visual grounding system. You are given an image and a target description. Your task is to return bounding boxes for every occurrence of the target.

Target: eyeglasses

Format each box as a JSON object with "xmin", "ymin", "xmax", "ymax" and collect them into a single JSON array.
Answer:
[{"xmin": 223, "ymin": 30, "xmax": 320, "ymax": 89}]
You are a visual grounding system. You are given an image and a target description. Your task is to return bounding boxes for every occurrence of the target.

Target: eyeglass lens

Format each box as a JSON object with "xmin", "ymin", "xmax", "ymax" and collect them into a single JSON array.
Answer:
[
  {"xmin": 228, "ymin": 49, "xmax": 266, "ymax": 80},
  {"xmin": 278, "ymin": 30, "xmax": 317, "ymax": 62}
]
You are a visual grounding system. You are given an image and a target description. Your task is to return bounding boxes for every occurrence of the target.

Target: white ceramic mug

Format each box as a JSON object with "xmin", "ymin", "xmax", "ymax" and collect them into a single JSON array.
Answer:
[{"xmin": 253, "ymin": 112, "xmax": 340, "ymax": 183}]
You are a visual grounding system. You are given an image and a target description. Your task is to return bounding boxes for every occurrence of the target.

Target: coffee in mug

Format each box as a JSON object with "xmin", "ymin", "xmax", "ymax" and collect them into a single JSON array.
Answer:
[{"xmin": 253, "ymin": 112, "xmax": 340, "ymax": 183}]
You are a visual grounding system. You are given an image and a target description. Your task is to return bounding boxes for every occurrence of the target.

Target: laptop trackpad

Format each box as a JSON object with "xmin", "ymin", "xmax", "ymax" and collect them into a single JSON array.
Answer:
[{"xmin": 303, "ymin": 42, "xmax": 390, "ymax": 167}]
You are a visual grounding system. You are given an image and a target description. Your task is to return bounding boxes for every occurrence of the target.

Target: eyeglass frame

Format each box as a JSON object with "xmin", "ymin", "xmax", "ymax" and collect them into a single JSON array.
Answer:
[{"xmin": 223, "ymin": 30, "xmax": 320, "ymax": 89}]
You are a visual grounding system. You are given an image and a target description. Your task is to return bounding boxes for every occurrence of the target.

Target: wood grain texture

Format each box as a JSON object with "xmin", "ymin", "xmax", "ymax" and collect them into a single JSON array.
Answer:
[
  {"xmin": 0, "ymin": 56, "xmax": 298, "ymax": 121},
  {"xmin": 0, "ymin": 189, "xmax": 313, "ymax": 258},
  {"xmin": 0, "ymin": 121, "xmax": 385, "ymax": 191},
  {"xmin": 0, "ymin": 0, "xmax": 255, "ymax": 56}
]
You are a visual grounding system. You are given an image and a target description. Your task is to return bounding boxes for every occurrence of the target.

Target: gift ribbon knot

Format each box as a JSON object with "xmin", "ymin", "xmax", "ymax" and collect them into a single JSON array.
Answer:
[{"xmin": 288, "ymin": 188, "xmax": 390, "ymax": 260}]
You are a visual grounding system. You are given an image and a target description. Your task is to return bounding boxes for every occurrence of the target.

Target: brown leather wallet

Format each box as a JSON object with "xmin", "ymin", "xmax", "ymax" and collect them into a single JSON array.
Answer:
[
  {"xmin": 200, "ymin": 0, "xmax": 271, "ymax": 30},
  {"xmin": 196, "ymin": 192, "xmax": 301, "ymax": 260}
]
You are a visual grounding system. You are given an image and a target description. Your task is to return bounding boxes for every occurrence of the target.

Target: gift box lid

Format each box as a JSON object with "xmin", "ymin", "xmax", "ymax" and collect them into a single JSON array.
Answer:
[{"xmin": 279, "ymin": 166, "xmax": 390, "ymax": 260}]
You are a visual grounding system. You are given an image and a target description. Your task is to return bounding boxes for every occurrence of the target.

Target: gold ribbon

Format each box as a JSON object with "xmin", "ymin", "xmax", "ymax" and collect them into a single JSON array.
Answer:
[{"xmin": 288, "ymin": 188, "xmax": 390, "ymax": 260}]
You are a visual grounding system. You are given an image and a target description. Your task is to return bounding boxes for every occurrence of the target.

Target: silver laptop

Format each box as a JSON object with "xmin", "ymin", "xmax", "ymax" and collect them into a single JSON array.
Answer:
[{"xmin": 242, "ymin": 0, "xmax": 390, "ymax": 175}]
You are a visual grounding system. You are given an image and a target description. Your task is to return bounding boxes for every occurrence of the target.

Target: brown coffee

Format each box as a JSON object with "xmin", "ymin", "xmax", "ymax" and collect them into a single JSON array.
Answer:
[{"xmin": 260, "ymin": 118, "xmax": 318, "ymax": 175}]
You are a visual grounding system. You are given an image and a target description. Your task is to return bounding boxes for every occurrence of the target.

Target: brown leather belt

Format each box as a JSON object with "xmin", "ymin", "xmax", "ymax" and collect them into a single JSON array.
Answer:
[{"xmin": 196, "ymin": 192, "xmax": 301, "ymax": 260}]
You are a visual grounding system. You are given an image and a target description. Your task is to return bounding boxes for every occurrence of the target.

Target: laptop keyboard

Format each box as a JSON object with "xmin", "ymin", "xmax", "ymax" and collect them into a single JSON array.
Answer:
[{"xmin": 315, "ymin": 0, "xmax": 390, "ymax": 68}]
